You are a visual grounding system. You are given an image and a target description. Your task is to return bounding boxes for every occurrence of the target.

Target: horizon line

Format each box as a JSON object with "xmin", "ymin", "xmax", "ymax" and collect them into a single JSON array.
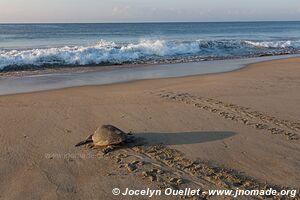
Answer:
[{"xmin": 1, "ymin": 20, "xmax": 300, "ymax": 24}]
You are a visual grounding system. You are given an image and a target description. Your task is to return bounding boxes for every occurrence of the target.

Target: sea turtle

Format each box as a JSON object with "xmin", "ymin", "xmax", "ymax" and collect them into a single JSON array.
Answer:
[{"xmin": 75, "ymin": 125, "xmax": 132, "ymax": 153}]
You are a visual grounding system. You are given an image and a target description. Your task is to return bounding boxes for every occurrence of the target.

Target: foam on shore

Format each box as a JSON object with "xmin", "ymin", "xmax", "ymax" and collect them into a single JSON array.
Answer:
[{"xmin": 1, "ymin": 39, "xmax": 299, "ymax": 70}]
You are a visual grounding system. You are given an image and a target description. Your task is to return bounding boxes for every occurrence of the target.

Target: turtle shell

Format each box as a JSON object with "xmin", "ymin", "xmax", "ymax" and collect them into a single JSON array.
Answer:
[{"xmin": 92, "ymin": 125, "xmax": 127, "ymax": 146}]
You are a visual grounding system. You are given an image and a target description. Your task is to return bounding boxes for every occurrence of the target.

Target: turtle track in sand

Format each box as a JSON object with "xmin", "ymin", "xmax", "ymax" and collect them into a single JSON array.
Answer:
[
  {"xmin": 99, "ymin": 144, "xmax": 298, "ymax": 200},
  {"xmin": 156, "ymin": 91, "xmax": 299, "ymax": 141}
]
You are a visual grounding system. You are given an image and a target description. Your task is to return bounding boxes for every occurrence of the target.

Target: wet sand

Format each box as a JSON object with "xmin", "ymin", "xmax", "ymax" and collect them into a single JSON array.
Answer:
[
  {"xmin": 0, "ymin": 58, "xmax": 299, "ymax": 200},
  {"xmin": 1, "ymin": 54, "xmax": 299, "ymax": 95}
]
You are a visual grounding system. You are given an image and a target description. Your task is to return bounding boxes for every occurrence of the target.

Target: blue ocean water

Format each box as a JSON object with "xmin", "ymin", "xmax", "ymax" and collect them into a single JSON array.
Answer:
[{"xmin": 0, "ymin": 22, "xmax": 300, "ymax": 70}]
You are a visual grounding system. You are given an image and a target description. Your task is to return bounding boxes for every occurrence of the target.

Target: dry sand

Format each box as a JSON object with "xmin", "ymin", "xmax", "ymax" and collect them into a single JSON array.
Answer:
[{"xmin": 0, "ymin": 58, "xmax": 299, "ymax": 200}]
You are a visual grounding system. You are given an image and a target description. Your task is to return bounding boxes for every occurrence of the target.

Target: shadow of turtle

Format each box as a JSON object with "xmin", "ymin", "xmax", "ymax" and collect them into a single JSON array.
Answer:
[
  {"xmin": 121, "ymin": 131, "xmax": 236, "ymax": 150},
  {"xmin": 135, "ymin": 131, "xmax": 236, "ymax": 146},
  {"xmin": 94, "ymin": 131, "xmax": 236, "ymax": 154}
]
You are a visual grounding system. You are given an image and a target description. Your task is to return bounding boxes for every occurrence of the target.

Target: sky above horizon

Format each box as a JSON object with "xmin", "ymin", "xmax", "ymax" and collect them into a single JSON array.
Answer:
[{"xmin": 0, "ymin": 0, "xmax": 300, "ymax": 23}]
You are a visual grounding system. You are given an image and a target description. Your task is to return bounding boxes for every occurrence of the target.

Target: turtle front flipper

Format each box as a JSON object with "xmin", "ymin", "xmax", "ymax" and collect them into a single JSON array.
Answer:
[
  {"xmin": 75, "ymin": 134, "xmax": 93, "ymax": 147},
  {"xmin": 103, "ymin": 145, "xmax": 115, "ymax": 154}
]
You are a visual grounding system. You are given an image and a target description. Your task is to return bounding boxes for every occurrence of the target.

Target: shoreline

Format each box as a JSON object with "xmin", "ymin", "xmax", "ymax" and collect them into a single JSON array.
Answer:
[
  {"xmin": 0, "ymin": 52, "xmax": 297, "ymax": 77},
  {"xmin": 0, "ymin": 54, "xmax": 299, "ymax": 96}
]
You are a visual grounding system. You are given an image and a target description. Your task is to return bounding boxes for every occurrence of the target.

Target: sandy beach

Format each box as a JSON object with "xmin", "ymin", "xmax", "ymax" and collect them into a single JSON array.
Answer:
[{"xmin": 0, "ymin": 57, "xmax": 299, "ymax": 199}]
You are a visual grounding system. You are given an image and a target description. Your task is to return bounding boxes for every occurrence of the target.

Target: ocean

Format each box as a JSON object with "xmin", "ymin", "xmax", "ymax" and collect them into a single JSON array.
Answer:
[{"xmin": 0, "ymin": 22, "xmax": 300, "ymax": 71}]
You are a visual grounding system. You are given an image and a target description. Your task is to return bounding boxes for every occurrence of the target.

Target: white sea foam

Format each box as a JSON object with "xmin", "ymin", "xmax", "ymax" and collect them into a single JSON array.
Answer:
[
  {"xmin": 0, "ymin": 40, "xmax": 203, "ymax": 69},
  {"xmin": 244, "ymin": 40, "xmax": 300, "ymax": 48},
  {"xmin": 0, "ymin": 39, "xmax": 299, "ymax": 70}
]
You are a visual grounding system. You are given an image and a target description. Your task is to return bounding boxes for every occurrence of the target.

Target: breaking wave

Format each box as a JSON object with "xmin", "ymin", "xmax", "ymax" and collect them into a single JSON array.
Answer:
[
  {"xmin": 1, "ymin": 39, "xmax": 299, "ymax": 70},
  {"xmin": 244, "ymin": 40, "xmax": 300, "ymax": 48}
]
